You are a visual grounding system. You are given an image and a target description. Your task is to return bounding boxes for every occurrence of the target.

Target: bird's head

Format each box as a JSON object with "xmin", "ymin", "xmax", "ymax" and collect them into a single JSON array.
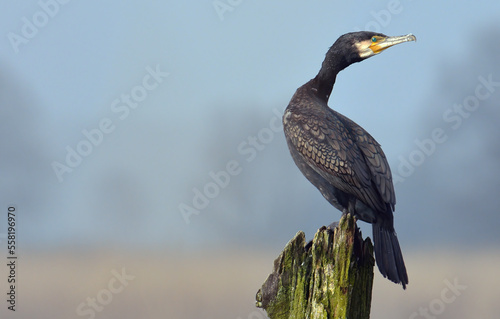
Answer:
[{"xmin": 331, "ymin": 31, "xmax": 416, "ymax": 65}]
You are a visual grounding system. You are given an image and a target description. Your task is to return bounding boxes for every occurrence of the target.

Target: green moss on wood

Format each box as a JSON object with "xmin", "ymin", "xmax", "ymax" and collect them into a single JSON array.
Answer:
[{"xmin": 256, "ymin": 214, "xmax": 374, "ymax": 319}]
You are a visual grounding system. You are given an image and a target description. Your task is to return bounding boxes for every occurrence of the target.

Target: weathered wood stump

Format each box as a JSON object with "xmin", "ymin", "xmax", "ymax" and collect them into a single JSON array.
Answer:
[{"xmin": 256, "ymin": 214, "xmax": 374, "ymax": 319}]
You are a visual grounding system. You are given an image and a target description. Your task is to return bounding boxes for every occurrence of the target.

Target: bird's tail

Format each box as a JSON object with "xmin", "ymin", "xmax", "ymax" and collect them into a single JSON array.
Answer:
[{"xmin": 372, "ymin": 222, "xmax": 408, "ymax": 289}]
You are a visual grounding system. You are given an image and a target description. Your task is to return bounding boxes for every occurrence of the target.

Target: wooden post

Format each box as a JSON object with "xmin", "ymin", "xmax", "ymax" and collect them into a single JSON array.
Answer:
[{"xmin": 256, "ymin": 214, "xmax": 374, "ymax": 319}]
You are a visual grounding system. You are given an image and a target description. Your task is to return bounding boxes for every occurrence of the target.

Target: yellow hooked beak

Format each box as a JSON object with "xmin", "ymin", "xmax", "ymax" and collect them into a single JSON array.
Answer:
[
  {"xmin": 358, "ymin": 33, "xmax": 416, "ymax": 58},
  {"xmin": 370, "ymin": 33, "xmax": 417, "ymax": 54}
]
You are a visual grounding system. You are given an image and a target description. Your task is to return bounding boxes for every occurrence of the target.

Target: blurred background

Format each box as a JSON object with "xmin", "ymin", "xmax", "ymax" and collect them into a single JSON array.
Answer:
[{"xmin": 1, "ymin": 1, "xmax": 499, "ymax": 318}]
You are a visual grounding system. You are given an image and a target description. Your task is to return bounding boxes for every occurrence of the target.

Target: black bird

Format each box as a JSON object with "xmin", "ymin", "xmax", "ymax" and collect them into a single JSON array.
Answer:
[{"xmin": 283, "ymin": 31, "xmax": 416, "ymax": 288}]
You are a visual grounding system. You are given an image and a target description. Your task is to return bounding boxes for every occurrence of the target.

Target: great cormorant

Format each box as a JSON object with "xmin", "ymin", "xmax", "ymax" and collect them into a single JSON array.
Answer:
[{"xmin": 283, "ymin": 31, "xmax": 416, "ymax": 288}]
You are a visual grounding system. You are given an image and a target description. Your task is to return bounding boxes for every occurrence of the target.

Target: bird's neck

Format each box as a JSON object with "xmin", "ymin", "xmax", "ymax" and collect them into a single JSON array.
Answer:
[
  {"xmin": 310, "ymin": 51, "xmax": 348, "ymax": 103},
  {"xmin": 309, "ymin": 74, "xmax": 336, "ymax": 103}
]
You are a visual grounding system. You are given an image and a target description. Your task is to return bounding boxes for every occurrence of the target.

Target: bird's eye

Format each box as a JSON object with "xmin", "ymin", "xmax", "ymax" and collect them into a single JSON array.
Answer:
[{"xmin": 371, "ymin": 37, "xmax": 377, "ymax": 43}]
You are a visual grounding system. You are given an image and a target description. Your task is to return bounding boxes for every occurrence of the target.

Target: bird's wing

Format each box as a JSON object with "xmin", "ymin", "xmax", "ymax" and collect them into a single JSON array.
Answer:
[
  {"xmin": 284, "ymin": 108, "xmax": 394, "ymax": 212},
  {"xmin": 333, "ymin": 110, "xmax": 396, "ymax": 209}
]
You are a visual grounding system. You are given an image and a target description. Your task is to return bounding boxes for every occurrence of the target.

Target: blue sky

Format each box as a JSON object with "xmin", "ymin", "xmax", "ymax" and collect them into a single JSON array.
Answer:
[{"xmin": 1, "ymin": 1, "xmax": 500, "ymax": 252}]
